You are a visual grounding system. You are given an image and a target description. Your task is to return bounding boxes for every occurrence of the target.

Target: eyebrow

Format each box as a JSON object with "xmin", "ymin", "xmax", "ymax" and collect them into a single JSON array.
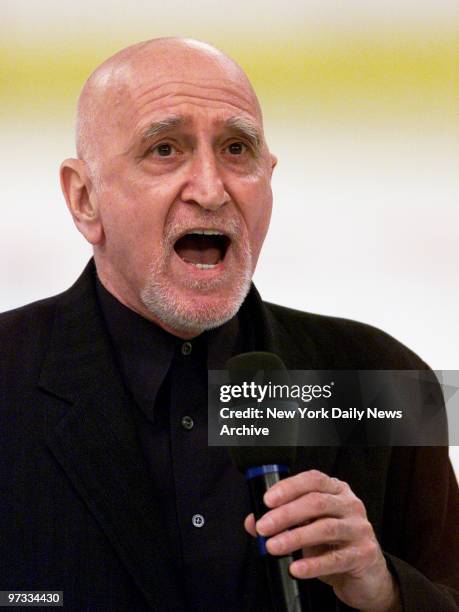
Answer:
[
  {"xmin": 141, "ymin": 116, "xmax": 184, "ymax": 140},
  {"xmin": 140, "ymin": 114, "xmax": 262, "ymax": 149},
  {"xmin": 224, "ymin": 116, "xmax": 261, "ymax": 150}
]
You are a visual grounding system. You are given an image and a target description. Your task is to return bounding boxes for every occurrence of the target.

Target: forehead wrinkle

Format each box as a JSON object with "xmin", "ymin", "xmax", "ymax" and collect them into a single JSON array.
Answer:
[
  {"xmin": 135, "ymin": 79, "xmax": 256, "ymax": 104},
  {"xmin": 132, "ymin": 80, "xmax": 260, "ymax": 119}
]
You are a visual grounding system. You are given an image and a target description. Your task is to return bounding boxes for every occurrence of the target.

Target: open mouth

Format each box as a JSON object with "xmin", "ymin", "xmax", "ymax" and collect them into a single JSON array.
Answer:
[{"xmin": 174, "ymin": 230, "xmax": 231, "ymax": 269}]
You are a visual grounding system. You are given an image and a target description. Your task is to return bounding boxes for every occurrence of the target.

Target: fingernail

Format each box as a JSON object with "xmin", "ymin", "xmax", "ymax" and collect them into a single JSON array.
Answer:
[
  {"xmin": 267, "ymin": 536, "xmax": 283, "ymax": 554},
  {"xmin": 290, "ymin": 560, "xmax": 305, "ymax": 577},
  {"xmin": 264, "ymin": 488, "xmax": 279, "ymax": 505},
  {"xmin": 256, "ymin": 515, "xmax": 274, "ymax": 535}
]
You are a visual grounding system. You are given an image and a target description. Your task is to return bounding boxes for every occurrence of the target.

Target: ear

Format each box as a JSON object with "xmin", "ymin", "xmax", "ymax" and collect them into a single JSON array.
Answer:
[
  {"xmin": 60, "ymin": 158, "xmax": 104, "ymax": 245},
  {"xmin": 269, "ymin": 153, "xmax": 277, "ymax": 177}
]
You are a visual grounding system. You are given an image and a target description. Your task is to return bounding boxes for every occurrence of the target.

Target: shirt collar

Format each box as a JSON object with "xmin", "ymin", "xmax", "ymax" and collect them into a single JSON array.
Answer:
[{"xmin": 95, "ymin": 276, "xmax": 249, "ymax": 417}]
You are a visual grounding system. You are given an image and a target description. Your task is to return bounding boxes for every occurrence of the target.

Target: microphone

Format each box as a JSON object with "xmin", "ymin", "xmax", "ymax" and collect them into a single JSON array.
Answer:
[{"xmin": 226, "ymin": 352, "xmax": 305, "ymax": 612}]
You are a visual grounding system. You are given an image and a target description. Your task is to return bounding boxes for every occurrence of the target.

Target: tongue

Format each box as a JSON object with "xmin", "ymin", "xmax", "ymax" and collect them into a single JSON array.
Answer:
[{"xmin": 174, "ymin": 235, "xmax": 222, "ymax": 265}]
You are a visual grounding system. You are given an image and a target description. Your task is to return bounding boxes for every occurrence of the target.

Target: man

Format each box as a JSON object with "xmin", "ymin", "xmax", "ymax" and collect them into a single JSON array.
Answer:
[{"xmin": 1, "ymin": 38, "xmax": 458, "ymax": 611}]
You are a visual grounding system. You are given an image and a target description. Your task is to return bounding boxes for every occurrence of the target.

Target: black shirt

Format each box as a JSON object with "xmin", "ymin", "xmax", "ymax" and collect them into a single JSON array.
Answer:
[{"xmin": 96, "ymin": 279, "xmax": 271, "ymax": 611}]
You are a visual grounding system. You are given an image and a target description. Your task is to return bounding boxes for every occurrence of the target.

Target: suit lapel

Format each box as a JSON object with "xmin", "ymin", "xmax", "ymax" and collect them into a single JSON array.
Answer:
[{"xmin": 40, "ymin": 262, "xmax": 185, "ymax": 610}]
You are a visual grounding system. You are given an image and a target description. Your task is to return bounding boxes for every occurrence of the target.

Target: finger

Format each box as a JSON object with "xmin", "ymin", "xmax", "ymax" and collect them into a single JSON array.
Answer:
[
  {"xmin": 256, "ymin": 491, "xmax": 344, "ymax": 536},
  {"xmin": 244, "ymin": 513, "xmax": 257, "ymax": 537},
  {"xmin": 264, "ymin": 470, "xmax": 343, "ymax": 508},
  {"xmin": 289, "ymin": 545, "xmax": 360, "ymax": 579},
  {"xmin": 266, "ymin": 517, "xmax": 361, "ymax": 556}
]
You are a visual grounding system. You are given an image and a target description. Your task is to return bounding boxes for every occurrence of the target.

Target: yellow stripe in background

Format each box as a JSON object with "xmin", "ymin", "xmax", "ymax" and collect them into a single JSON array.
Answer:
[{"xmin": 1, "ymin": 31, "xmax": 458, "ymax": 121}]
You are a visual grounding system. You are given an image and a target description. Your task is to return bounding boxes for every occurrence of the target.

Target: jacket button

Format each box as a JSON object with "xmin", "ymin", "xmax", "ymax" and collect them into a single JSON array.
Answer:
[
  {"xmin": 181, "ymin": 342, "xmax": 192, "ymax": 356},
  {"xmin": 192, "ymin": 514, "xmax": 205, "ymax": 528},
  {"xmin": 181, "ymin": 415, "xmax": 194, "ymax": 430}
]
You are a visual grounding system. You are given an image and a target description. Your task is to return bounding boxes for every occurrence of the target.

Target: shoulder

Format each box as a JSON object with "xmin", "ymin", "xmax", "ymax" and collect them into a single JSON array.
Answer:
[
  {"xmin": 0, "ymin": 294, "xmax": 62, "ymax": 382},
  {"xmin": 0, "ymin": 261, "xmax": 96, "ymax": 370},
  {"xmin": 262, "ymin": 301, "xmax": 429, "ymax": 370},
  {"xmin": 0, "ymin": 294, "xmax": 62, "ymax": 347}
]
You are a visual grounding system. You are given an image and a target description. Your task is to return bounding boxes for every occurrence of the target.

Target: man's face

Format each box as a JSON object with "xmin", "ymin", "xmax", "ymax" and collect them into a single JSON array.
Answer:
[{"xmin": 86, "ymin": 45, "xmax": 275, "ymax": 337}]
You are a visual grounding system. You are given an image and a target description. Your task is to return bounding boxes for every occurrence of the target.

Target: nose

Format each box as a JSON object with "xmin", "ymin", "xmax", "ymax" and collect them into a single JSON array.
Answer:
[{"xmin": 180, "ymin": 148, "xmax": 230, "ymax": 211}]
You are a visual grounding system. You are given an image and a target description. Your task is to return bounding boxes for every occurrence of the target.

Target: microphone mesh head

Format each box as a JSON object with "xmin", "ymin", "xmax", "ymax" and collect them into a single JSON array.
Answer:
[{"xmin": 225, "ymin": 352, "xmax": 297, "ymax": 472}]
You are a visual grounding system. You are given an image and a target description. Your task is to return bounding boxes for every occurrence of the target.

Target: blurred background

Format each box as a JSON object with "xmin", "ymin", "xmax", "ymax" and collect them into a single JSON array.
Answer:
[{"xmin": 1, "ymin": 0, "xmax": 458, "ymax": 472}]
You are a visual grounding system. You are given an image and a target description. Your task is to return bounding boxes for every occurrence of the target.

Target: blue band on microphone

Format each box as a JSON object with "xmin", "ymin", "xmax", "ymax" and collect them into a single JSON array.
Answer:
[
  {"xmin": 245, "ymin": 464, "xmax": 289, "ymax": 480},
  {"xmin": 256, "ymin": 535, "xmax": 268, "ymax": 556}
]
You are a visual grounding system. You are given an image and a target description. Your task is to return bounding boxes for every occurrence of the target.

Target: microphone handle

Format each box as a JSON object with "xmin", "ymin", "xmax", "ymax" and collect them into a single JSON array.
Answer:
[{"xmin": 246, "ymin": 465, "xmax": 305, "ymax": 612}]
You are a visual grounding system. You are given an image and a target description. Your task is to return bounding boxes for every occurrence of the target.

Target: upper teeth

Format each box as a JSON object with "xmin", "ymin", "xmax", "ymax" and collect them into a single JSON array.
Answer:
[{"xmin": 189, "ymin": 230, "xmax": 223, "ymax": 236}]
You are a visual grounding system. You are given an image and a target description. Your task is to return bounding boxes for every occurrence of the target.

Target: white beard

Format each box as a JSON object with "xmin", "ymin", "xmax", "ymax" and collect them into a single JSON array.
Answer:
[{"xmin": 140, "ymin": 217, "xmax": 253, "ymax": 336}]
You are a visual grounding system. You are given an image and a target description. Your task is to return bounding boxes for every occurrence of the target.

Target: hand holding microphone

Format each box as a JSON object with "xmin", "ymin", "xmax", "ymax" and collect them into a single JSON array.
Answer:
[
  {"xmin": 226, "ymin": 352, "xmax": 400, "ymax": 612},
  {"xmin": 244, "ymin": 469, "xmax": 401, "ymax": 612}
]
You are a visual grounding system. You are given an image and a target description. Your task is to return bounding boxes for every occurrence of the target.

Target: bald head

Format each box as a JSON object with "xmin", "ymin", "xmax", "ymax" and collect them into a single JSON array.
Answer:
[
  {"xmin": 61, "ymin": 36, "xmax": 276, "ymax": 337},
  {"xmin": 76, "ymin": 38, "xmax": 263, "ymax": 171}
]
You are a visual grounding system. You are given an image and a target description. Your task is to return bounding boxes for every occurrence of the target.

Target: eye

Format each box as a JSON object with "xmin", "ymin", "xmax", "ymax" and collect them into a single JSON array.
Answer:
[
  {"xmin": 151, "ymin": 142, "xmax": 175, "ymax": 157},
  {"xmin": 226, "ymin": 142, "xmax": 247, "ymax": 155}
]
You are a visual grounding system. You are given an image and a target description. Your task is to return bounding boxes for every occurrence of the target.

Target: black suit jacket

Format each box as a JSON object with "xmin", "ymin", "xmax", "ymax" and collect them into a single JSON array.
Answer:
[{"xmin": 1, "ymin": 261, "xmax": 458, "ymax": 611}]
